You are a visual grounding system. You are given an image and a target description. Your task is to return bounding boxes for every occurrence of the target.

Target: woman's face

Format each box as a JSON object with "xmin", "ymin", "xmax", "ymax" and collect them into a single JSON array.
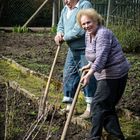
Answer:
[{"xmin": 80, "ymin": 15, "xmax": 98, "ymax": 35}]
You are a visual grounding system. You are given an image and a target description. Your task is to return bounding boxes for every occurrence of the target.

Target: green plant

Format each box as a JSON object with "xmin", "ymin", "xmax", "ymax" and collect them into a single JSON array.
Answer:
[
  {"xmin": 50, "ymin": 25, "xmax": 57, "ymax": 34},
  {"xmin": 122, "ymin": 29, "xmax": 140, "ymax": 52},
  {"xmin": 12, "ymin": 26, "xmax": 29, "ymax": 33},
  {"xmin": 28, "ymin": 111, "xmax": 37, "ymax": 116},
  {"xmin": 109, "ymin": 25, "xmax": 140, "ymax": 53}
]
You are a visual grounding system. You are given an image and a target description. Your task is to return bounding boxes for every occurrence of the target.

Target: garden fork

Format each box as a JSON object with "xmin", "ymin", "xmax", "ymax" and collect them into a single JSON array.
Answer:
[
  {"xmin": 60, "ymin": 69, "xmax": 88, "ymax": 140},
  {"xmin": 38, "ymin": 45, "xmax": 61, "ymax": 118}
]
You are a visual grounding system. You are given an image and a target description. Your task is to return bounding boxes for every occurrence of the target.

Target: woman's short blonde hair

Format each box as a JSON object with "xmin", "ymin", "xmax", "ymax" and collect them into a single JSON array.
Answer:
[{"xmin": 77, "ymin": 8, "xmax": 104, "ymax": 28}]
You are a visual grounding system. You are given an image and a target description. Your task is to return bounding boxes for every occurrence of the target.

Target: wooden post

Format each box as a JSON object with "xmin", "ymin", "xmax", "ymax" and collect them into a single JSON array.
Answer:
[
  {"xmin": 106, "ymin": 0, "xmax": 111, "ymax": 27},
  {"xmin": 52, "ymin": 0, "xmax": 57, "ymax": 27}
]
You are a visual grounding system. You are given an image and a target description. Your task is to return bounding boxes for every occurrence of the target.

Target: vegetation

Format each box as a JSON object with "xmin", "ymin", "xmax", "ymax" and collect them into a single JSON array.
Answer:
[
  {"xmin": 12, "ymin": 26, "xmax": 29, "ymax": 33},
  {"xmin": 0, "ymin": 60, "xmax": 56, "ymax": 98},
  {"xmin": 0, "ymin": 0, "xmax": 139, "ymax": 139},
  {"xmin": 50, "ymin": 25, "xmax": 57, "ymax": 35},
  {"xmin": 110, "ymin": 25, "xmax": 140, "ymax": 53},
  {"xmin": 0, "ymin": 14, "xmax": 140, "ymax": 138}
]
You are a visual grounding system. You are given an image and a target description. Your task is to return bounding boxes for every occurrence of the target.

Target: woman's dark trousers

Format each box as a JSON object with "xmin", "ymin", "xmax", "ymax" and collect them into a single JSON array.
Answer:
[{"xmin": 89, "ymin": 74, "xmax": 128, "ymax": 140}]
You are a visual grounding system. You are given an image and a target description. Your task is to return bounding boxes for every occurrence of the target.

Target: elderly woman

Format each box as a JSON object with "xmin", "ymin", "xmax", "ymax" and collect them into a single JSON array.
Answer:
[{"xmin": 77, "ymin": 9, "xmax": 130, "ymax": 140}]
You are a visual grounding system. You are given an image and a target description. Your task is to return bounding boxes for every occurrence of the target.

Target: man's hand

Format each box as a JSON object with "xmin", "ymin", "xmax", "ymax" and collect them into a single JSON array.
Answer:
[{"xmin": 54, "ymin": 33, "xmax": 64, "ymax": 45}]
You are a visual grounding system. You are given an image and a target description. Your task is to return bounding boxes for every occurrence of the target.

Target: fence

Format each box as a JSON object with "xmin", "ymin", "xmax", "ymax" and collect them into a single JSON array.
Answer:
[
  {"xmin": 94, "ymin": 0, "xmax": 140, "ymax": 27},
  {"xmin": 0, "ymin": 0, "xmax": 140, "ymax": 27},
  {"xmin": 0, "ymin": 0, "xmax": 53, "ymax": 27}
]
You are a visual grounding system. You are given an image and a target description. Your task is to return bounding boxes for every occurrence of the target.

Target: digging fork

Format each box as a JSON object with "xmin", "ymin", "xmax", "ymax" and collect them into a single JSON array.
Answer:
[
  {"xmin": 60, "ymin": 69, "xmax": 88, "ymax": 140},
  {"xmin": 38, "ymin": 45, "xmax": 61, "ymax": 118},
  {"xmin": 61, "ymin": 68, "xmax": 106, "ymax": 140}
]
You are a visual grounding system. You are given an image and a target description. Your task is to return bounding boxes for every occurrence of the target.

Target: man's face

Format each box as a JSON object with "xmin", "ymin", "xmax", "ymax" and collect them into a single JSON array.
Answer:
[{"xmin": 64, "ymin": 0, "xmax": 78, "ymax": 9}]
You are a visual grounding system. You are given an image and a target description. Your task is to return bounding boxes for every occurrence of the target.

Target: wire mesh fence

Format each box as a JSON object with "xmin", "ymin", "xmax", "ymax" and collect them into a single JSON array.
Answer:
[
  {"xmin": 0, "ymin": 0, "xmax": 140, "ymax": 28},
  {"xmin": 93, "ymin": 0, "xmax": 140, "ymax": 53},
  {"xmin": 0, "ymin": 0, "xmax": 53, "ymax": 27},
  {"xmin": 93, "ymin": 0, "xmax": 140, "ymax": 27}
]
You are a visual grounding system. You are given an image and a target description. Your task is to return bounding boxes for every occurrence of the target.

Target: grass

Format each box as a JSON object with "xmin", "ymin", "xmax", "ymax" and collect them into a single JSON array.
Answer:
[
  {"xmin": 125, "ymin": 53, "xmax": 140, "ymax": 96},
  {"xmin": 16, "ymin": 59, "xmax": 50, "ymax": 75},
  {"xmin": 120, "ymin": 117, "xmax": 140, "ymax": 139},
  {"xmin": 0, "ymin": 59, "xmax": 63, "ymax": 100}
]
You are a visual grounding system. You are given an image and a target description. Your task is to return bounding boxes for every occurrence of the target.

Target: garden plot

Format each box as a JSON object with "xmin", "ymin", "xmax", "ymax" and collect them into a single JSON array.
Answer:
[{"xmin": 0, "ymin": 32, "xmax": 140, "ymax": 140}]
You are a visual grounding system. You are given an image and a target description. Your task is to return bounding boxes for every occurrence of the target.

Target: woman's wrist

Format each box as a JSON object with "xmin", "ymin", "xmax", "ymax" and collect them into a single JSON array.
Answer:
[
  {"xmin": 88, "ymin": 62, "xmax": 91, "ymax": 67},
  {"xmin": 87, "ymin": 68, "xmax": 94, "ymax": 77}
]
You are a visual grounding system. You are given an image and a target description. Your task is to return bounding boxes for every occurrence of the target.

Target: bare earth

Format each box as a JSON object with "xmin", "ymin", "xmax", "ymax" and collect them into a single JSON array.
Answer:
[{"xmin": 0, "ymin": 32, "xmax": 140, "ymax": 140}]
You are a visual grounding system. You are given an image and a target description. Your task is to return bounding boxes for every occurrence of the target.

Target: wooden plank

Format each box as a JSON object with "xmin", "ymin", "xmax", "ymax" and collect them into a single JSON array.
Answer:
[{"xmin": 0, "ymin": 27, "xmax": 51, "ymax": 32}]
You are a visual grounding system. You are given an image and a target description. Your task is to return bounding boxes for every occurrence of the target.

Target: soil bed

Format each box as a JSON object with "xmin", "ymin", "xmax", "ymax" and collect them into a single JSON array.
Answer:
[
  {"xmin": 0, "ymin": 82, "xmax": 90, "ymax": 140},
  {"xmin": 0, "ymin": 32, "xmax": 140, "ymax": 140}
]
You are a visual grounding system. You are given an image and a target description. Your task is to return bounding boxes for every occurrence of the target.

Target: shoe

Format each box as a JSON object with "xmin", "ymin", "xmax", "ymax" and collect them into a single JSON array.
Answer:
[
  {"xmin": 60, "ymin": 108, "xmax": 70, "ymax": 114},
  {"xmin": 59, "ymin": 108, "xmax": 78, "ymax": 115},
  {"xmin": 79, "ymin": 110, "xmax": 91, "ymax": 119},
  {"xmin": 62, "ymin": 97, "xmax": 73, "ymax": 103}
]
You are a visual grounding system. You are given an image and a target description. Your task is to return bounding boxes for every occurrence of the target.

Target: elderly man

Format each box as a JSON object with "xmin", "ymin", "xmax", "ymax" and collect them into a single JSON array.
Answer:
[{"xmin": 54, "ymin": 0, "xmax": 96, "ymax": 118}]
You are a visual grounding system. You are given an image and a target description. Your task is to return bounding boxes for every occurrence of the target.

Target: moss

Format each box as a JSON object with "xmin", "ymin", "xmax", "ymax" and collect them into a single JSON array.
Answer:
[{"xmin": 0, "ymin": 60, "xmax": 62, "ymax": 100}]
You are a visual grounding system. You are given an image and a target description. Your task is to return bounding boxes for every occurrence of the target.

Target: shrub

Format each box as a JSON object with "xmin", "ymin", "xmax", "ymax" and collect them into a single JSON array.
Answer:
[
  {"xmin": 50, "ymin": 25, "xmax": 57, "ymax": 35},
  {"xmin": 122, "ymin": 29, "xmax": 140, "ymax": 53},
  {"xmin": 110, "ymin": 25, "xmax": 140, "ymax": 53}
]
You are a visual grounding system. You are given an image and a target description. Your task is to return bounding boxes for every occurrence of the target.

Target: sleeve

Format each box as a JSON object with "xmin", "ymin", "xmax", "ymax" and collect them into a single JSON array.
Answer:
[
  {"xmin": 57, "ymin": 8, "xmax": 65, "ymax": 34},
  {"xmin": 64, "ymin": 23, "xmax": 85, "ymax": 41},
  {"xmin": 91, "ymin": 30, "xmax": 112, "ymax": 73}
]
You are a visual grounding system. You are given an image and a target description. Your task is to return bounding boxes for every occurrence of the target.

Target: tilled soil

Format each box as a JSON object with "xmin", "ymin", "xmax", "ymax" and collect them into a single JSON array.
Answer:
[
  {"xmin": 0, "ymin": 32, "xmax": 67, "ymax": 82},
  {"xmin": 0, "ymin": 32, "xmax": 90, "ymax": 140},
  {"xmin": 0, "ymin": 32, "xmax": 140, "ymax": 116},
  {"xmin": 0, "ymin": 82, "xmax": 89, "ymax": 140},
  {"xmin": 0, "ymin": 32, "xmax": 140, "ymax": 140}
]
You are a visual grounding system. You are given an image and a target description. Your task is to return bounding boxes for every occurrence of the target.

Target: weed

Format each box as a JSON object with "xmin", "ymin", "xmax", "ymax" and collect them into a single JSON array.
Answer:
[{"xmin": 12, "ymin": 26, "xmax": 29, "ymax": 33}]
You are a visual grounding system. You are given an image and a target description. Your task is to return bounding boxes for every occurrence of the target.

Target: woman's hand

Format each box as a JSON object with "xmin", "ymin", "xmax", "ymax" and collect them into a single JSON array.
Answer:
[
  {"xmin": 80, "ymin": 68, "xmax": 94, "ymax": 87},
  {"xmin": 79, "ymin": 63, "xmax": 91, "ymax": 72}
]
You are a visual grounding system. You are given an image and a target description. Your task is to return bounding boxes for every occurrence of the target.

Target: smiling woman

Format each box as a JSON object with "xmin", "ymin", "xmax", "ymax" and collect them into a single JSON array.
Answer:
[{"xmin": 77, "ymin": 8, "xmax": 131, "ymax": 140}]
